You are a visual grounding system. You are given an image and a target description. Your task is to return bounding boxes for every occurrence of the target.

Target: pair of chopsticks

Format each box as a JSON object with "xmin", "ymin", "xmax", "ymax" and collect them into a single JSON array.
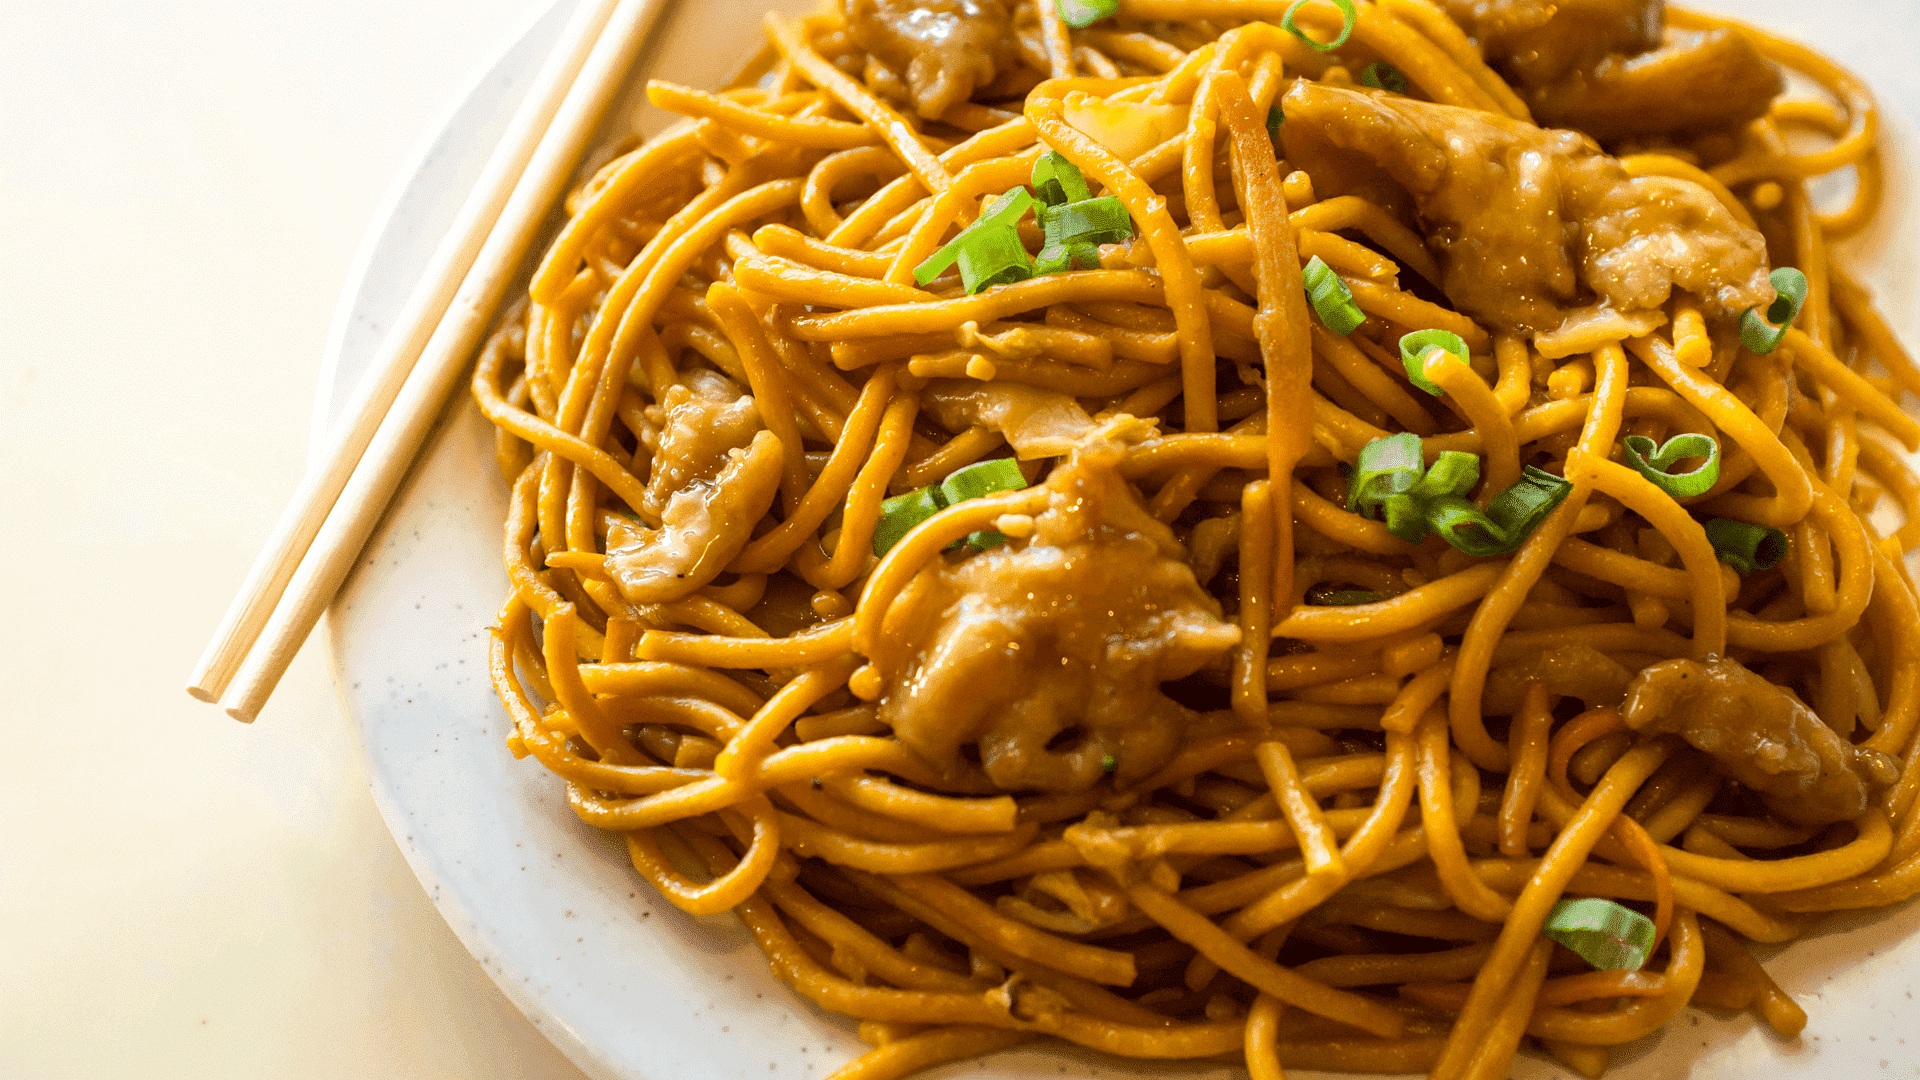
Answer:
[{"xmin": 188, "ymin": 0, "xmax": 673, "ymax": 722}]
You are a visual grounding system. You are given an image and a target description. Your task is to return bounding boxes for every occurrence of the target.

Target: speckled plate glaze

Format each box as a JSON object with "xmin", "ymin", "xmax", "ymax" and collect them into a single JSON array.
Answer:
[{"xmin": 323, "ymin": 3, "xmax": 1920, "ymax": 1078}]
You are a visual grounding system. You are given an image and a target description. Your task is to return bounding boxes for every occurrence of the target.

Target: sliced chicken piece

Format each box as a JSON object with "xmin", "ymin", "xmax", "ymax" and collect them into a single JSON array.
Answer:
[
  {"xmin": 1622, "ymin": 658, "xmax": 1901, "ymax": 827},
  {"xmin": 1280, "ymin": 82, "xmax": 1773, "ymax": 333},
  {"xmin": 605, "ymin": 372, "xmax": 783, "ymax": 604},
  {"xmin": 869, "ymin": 422, "xmax": 1241, "ymax": 793}
]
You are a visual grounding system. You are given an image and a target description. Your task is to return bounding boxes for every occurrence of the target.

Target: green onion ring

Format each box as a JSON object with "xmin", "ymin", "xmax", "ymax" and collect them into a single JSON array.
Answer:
[
  {"xmin": 1303, "ymin": 256, "xmax": 1366, "ymax": 335},
  {"xmin": 1360, "ymin": 61, "xmax": 1407, "ymax": 94},
  {"xmin": 1398, "ymin": 329, "xmax": 1468, "ymax": 396},
  {"xmin": 1544, "ymin": 898, "xmax": 1657, "ymax": 971},
  {"xmin": 1622, "ymin": 433, "xmax": 1720, "ymax": 498},
  {"xmin": 1704, "ymin": 518, "xmax": 1790, "ymax": 572},
  {"xmin": 1058, "ymin": 0, "xmax": 1119, "ymax": 31},
  {"xmin": 1032, "ymin": 150, "xmax": 1092, "ymax": 208},
  {"xmin": 914, "ymin": 187, "xmax": 1036, "ymax": 287},
  {"xmin": 1740, "ymin": 267, "xmax": 1808, "ymax": 354},
  {"xmin": 1281, "ymin": 0, "xmax": 1358, "ymax": 53}
]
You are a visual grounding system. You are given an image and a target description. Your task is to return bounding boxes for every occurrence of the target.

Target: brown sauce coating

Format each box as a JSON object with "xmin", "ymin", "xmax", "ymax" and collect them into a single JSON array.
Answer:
[
  {"xmin": 1482, "ymin": 644, "xmax": 1633, "ymax": 715},
  {"xmin": 843, "ymin": 0, "xmax": 1020, "ymax": 119},
  {"xmin": 869, "ymin": 423, "xmax": 1241, "ymax": 793},
  {"xmin": 1622, "ymin": 658, "xmax": 1902, "ymax": 826},
  {"xmin": 1437, "ymin": 0, "xmax": 1782, "ymax": 140},
  {"xmin": 1280, "ymin": 82, "xmax": 1773, "ymax": 333}
]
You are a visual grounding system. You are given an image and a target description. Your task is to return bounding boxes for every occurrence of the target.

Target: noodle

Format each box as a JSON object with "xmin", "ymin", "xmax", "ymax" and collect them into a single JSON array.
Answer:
[{"xmin": 472, "ymin": 2, "xmax": 1920, "ymax": 1076}]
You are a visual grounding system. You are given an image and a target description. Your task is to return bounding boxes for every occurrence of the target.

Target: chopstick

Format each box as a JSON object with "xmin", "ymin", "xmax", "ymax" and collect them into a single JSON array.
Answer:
[{"xmin": 192, "ymin": 0, "xmax": 673, "ymax": 721}]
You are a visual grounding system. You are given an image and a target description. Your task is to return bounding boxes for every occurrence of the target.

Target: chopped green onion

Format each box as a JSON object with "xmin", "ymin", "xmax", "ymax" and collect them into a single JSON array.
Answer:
[
  {"xmin": 1042, "ymin": 196, "xmax": 1134, "ymax": 248},
  {"xmin": 1303, "ymin": 256, "xmax": 1365, "ymax": 335},
  {"xmin": 1035, "ymin": 242, "xmax": 1101, "ymax": 276},
  {"xmin": 940, "ymin": 458, "xmax": 1027, "ymax": 505},
  {"xmin": 1398, "ymin": 329, "xmax": 1468, "ymax": 396},
  {"xmin": 874, "ymin": 459, "xmax": 1028, "ymax": 557},
  {"xmin": 1705, "ymin": 518, "xmax": 1789, "ymax": 573},
  {"xmin": 955, "ymin": 226, "xmax": 1035, "ymax": 294},
  {"xmin": 967, "ymin": 529, "xmax": 1010, "ymax": 551},
  {"xmin": 1032, "ymin": 150, "xmax": 1092, "ymax": 208},
  {"xmin": 1347, "ymin": 432, "xmax": 1426, "ymax": 519},
  {"xmin": 873, "ymin": 487, "xmax": 945, "ymax": 557},
  {"xmin": 1281, "ymin": 0, "xmax": 1358, "ymax": 53},
  {"xmin": 914, "ymin": 188, "xmax": 1037, "ymax": 288},
  {"xmin": 1348, "ymin": 434, "xmax": 1568, "ymax": 555},
  {"xmin": 1740, "ymin": 267, "xmax": 1808, "ymax": 354},
  {"xmin": 1306, "ymin": 586, "xmax": 1387, "ymax": 606},
  {"xmin": 943, "ymin": 458, "xmax": 1028, "ymax": 552},
  {"xmin": 1101, "ymin": 753, "xmax": 1118, "ymax": 773},
  {"xmin": 1382, "ymin": 494, "xmax": 1430, "ymax": 543},
  {"xmin": 1059, "ymin": 0, "xmax": 1119, "ymax": 30},
  {"xmin": 1412, "ymin": 451, "xmax": 1481, "ymax": 499},
  {"xmin": 1622, "ymin": 433, "xmax": 1720, "ymax": 498},
  {"xmin": 1423, "ymin": 466, "xmax": 1573, "ymax": 557},
  {"xmin": 1267, "ymin": 106, "xmax": 1284, "ymax": 150},
  {"xmin": 1376, "ymin": 451, "xmax": 1482, "ymax": 542},
  {"xmin": 1360, "ymin": 61, "xmax": 1407, "ymax": 94},
  {"xmin": 1544, "ymin": 898, "xmax": 1656, "ymax": 971},
  {"xmin": 1479, "ymin": 466, "xmax": 1574, "ymax": 552}
]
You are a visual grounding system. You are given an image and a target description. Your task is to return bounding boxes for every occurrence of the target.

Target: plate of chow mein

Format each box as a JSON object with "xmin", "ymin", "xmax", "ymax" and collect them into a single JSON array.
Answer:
[{"xmin": 325, "ymin": 1, "xmax": 1920, "ymax": 1077}]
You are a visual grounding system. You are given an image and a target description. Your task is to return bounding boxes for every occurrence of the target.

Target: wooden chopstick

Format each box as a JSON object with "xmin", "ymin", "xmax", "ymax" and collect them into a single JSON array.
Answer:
[
  {"xmin": 185, "ymin": 0, "xmax": 628, "ymax": 705},
  {"xmin": 198, "ymin": 0, "xmax": 674, "ymax": 722}
]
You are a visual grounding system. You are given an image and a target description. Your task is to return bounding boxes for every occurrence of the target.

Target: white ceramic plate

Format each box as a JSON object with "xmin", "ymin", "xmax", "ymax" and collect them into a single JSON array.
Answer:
[{"xmin": 323, "ymin": 4, "xmax": 1920, "ymax": 1078}]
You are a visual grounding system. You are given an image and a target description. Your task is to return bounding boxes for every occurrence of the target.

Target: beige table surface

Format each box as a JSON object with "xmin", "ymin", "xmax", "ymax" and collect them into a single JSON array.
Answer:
[{"xmin": 0, "ymin": 2, "xmax": 593, "ymax": 1076}]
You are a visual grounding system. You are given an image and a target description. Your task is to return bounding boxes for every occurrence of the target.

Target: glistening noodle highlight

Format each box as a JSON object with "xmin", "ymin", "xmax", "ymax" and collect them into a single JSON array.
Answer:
[{"xmin": 471, "ymin": 1, "xmax": 1920, "ymax": 1077}]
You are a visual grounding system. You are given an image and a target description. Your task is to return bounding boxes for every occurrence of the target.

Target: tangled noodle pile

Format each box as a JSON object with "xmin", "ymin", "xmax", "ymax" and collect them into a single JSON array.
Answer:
[{"xmin": 473, "ymin": 1, "xmax": 1920, "ymax": 1076}]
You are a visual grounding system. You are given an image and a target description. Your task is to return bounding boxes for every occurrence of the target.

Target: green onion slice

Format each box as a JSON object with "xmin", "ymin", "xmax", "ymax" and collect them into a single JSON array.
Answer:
[
  {"xmin": 1347, "ymin": 432, "xmax": 1426, "ymax": 519},
  {"xmin": 1380, "ymin": 496, "xmax": 1428, "ymax": 543},
  {"xmin": 1032, "ymin": 150, "xmax": 1092, "ymax": 208},
  {"xmin": 1398, "ymin": 329, "xmax": 1468, "ymax": 396},
  {"xmin": 1413, "ymin": 451, "xmax": 1481, "ymax": 499},
  {"xmin": 873, "ymin": 487, "xmax": 945, "ymax": 557},
  {"xmin": 1704, "ymin": 518, "xmax": 1789, "ymax": 573},
  {"xmin": 966, "ymin": 529, "xmax": 1010, "ymax": 551},
  {"xmin": 1035, "ymin": 242, "xmax": 1102, "ymax": 276},
  {"xmin": 1042, "ymin": 196, "xmax": 1134, "ymax": 249},
  {"xmin": 1622, "ymin": 433, "xmax": 1720, "ymax": 498},
  {"xmin": 1304, "ymin": 256, "xmax": 1365, "ymax": 335},
  {"xmin": 1740, "ymin": 267, "xmax": 1808, "ymax": 354},
  {"xmin": 1281, "ymin": 0, "xmax": 1358, "ymax": 53},
  {"xmin": 1544, "ymin": 898, "xmax": 1657, "ymax": 971},
  {"xmin": 1101, "ymin": 753, "xmax": 1118, "ymax": 773},
  {"xmin": 914, "ymin": 187, "xmax": 1036, "ymax": 287},
  {"xmin": 874, "ymin": 459, "xmax": 1027, "ymax": 557},
  {"xmin": 1424, "ymin": 466, "xmax": 1573, "ymax": 556},
  {"xmin": 955, "ymin": 226, "xmax": 1035, "ymax": 294},
  {"xmin": 1267, "ymin": 106, "xmax": 1284, "ymax": 150},
  {"xmin": 1059, "ymin": 0, "xmax": 1119, "ymax": 30},
  {"xmin": 1306, "ymin": 586, "xmax": 1388, "ymax": 606},
  {"xmin": 940, "ymin": 457, "xmax": 1027, "ymax": 505},
  {"xmin": 1361, "ymin": 61, "xmax": 1407, "ymax": 94}
]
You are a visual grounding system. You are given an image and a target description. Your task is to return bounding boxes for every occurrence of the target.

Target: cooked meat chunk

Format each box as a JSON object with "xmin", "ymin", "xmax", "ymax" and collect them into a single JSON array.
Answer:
[
  {"xmin": 844, "ymin": 0, "xmax": 1019, "ymax": 119},
  {"xmin": 1622, "ymin": 658, "xmax": 1902, "ymax": 827},
  {"xmin": 1280, "ymin": 82, "xmax": 1774, "ymax": 333},
  {"xmin": 605, "ymin": 371, "xmax": 783, "ymax": 604},
  {"xmin": 1528, "ymin": 28, "xmax": 1786, "ymax": 142},
  {"xmin": 868, "ymin": 421, "xmax": 1242, "ymax": 793},
  {"xmin": 1437, "ymin": 0, "xmax": 1781, "ymax": 140},
  {"xmin": 1438, "ymin": 0, "xmax": 1664, "ymax": 87},
  {"xmin": 922, "ymin": 379, "xmax": 1096, "ymax": 460}
]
